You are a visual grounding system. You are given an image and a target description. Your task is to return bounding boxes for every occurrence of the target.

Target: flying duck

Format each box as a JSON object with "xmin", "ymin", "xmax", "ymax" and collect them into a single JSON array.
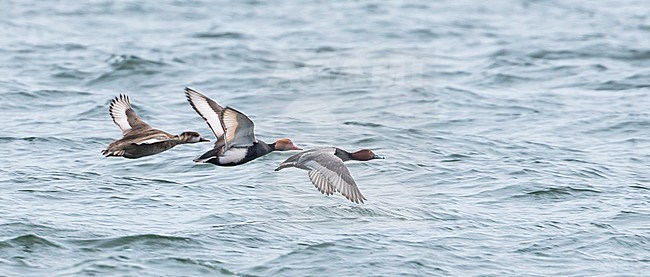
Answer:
[
  {"xmin": 102, "ymin": 94, "xmax": 209, "ymax": 159},
  {"xmin": 275, "ymin": 147, "xmax": 384, "ymax": 203},
  {"xmin": 184, "ymin": 87, "xmax": 301, "ymax": 166}
]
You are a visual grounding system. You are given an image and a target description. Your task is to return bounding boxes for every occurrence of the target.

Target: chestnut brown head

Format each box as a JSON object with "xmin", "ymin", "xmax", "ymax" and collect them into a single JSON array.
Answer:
[
  {"xmin": 350, "ymin": 149, "xmax": 384, "ymax": 161},
  {"xmin": 274, "ymin": 138, "xmax": 302, "ymax": 151}
]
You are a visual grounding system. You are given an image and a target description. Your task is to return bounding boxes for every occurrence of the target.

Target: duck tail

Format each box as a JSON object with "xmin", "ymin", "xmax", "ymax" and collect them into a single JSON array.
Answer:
[
  {"xmin": 274, "ymin": 162, "xmax": 296, "ymax": 171},
  {"xmin": 102, "ymin": 149, "xmax": 125, "ymax": 157},
  {"xmin": 193, "ymin": 148, "xmax": 219, "ymax": 163}
]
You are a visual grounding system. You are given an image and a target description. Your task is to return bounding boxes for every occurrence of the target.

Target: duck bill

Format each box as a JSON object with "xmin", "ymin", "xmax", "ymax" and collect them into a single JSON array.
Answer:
[
  {"xmin": 372, "ymin": 154, "xmax": 385, "ymax": 159},
  {"xmin": 199, "ymin": 138, "xmax": 210, "ymax": 142},
  {"xmin": 291, "ymin": 145, "xmax": 303, "ymax": 150}
]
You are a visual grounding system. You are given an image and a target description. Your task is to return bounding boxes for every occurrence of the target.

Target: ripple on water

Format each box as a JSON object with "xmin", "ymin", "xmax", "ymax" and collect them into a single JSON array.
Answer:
[
  {"xmin": 299, "ymin": 205, "xmax": 403, "ymax": 220},
  {"xmin": 0, "ymin": 89, "xmax": 91, "ymax": 104},
  {"xmin": 192, "ymin": 32, "xmax": 247, "ymax": 39},
  {"xmin": 595, "ymin": 73, "xmax": 650, "ymax": 91},
  {"xmin": 0, "ymin": 234, "xmax": 65, "ymax": 250},
  {"xmin": 86, "ymin": 55, "xmax": 167, "ymax": 85},
  {"xmin": 147, "ymin": 257, "xmax": 237, "ymax": 276},
  {"xmin": 516, "ymin": 186, "xmax": 601, "ymax": 201},
  {"xmin": 2, "ymin": 0, "xmax": 650, "ymax": 276},
  {"xmin": 528, "ymin": 46, "xmax": 650, "ymax": 62},
  {"xmin": 343, "ymin": 121, "xmax": 385, "ymax": 128},
  {"xmin": 67, "ymin": 234, "xmax": 199, "ymax": 250}
]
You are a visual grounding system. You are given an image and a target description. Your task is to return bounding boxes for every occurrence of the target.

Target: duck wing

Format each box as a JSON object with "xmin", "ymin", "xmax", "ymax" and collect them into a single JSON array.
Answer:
[
  {"xmin": 220, "ymin": 107, "xmax": 257, "ymax": 149},
  {"xmin": 300, "ymin": 150, "xmax": 366, "ymax": 204},
  {"xmin": 133, "ymin": 135, "xmax": 175, "ymax": 145},
  {"xmin": 117, "ymin": 129, "xmax": 174, "ymax": 145},
  {"xmin": 184, "ymin": 87, "xmax": 225, "ymax": 139},
  {"xmin": 275, "ymin": 148, "xmax": 322, "ymax": 171},
  {"xmin": 308, "ymin": 170, "xmax": 337, "ymax": 196},
  {"xmin": 109, "ymin": 94, "xmax": 152, "ymax": 135}
]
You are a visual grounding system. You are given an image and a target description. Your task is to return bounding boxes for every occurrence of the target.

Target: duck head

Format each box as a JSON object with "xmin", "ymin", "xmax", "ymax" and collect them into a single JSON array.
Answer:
[
  {"xmin": 179, "ymin": 131, "xmax": 210, "ymax": 143},
  {"xmin": 351, "ymin": 149, "xmax": 385, "ymax": 161},
  {"xmin": 274, "ymin": 138, "xmax": 302, "ymax": 151}
]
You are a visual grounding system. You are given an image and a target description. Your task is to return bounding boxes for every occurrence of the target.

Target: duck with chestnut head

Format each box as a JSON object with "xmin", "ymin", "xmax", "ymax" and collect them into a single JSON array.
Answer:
[
  {"xmin": 102, "ymin": 94, "xmax": 209, "ymax": 159},
  {"xmin": 185, "ymin": 87, "xmax": 302, "ymax": 166},
  {"xmin": 275, "ymin": 147, "xmax": 384, "ymax": 203}
]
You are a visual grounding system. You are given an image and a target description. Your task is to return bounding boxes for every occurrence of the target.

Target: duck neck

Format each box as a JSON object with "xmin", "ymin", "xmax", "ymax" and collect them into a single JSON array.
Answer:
[
  {"xmin": 334, "ymin": 148, "xmax": 353, "ymax": 162},
  {"xmin": 256, "ymin": 140, "xmax": 274, "ymax": 155},
  {"xmin": 174, "ymin": 135, "xmax": 192, "ymax": 144},
  {"xmin": 172, "ymin": 135, "xmax": 185, "ymax": 144}
]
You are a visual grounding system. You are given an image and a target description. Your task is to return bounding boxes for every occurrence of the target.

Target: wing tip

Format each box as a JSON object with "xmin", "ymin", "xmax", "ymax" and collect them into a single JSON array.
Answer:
[
  {"xmin": 184, "ymin": 87, "xmax": 205, "ymax": 101},
  {"xmin": 347, "ymin": 196, "xmax": 365, "ymax": 204},
  {"xmin": 184, "ymin": 87, "xmax": 213, "ymax": 116},
  {"xmin": 184, "ymin": 87, "xmax": 198, "ymax": 94},
  {"xmin": 108, "ymin": 94, "xmax": 134, "ymax": 131},
  {"xmin": 112, "ymin": 93, "xmax": 131, "ymax": 104},
  {"xmin": 109, "ymin": 94, "xmax": 132, "ymax": 113}
]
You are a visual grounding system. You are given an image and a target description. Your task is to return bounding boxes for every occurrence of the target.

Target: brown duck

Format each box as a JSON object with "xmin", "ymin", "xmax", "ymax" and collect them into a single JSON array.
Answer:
[{"xmin": 102, "ymin": 94, "xmax": 209, "ymax": 159}]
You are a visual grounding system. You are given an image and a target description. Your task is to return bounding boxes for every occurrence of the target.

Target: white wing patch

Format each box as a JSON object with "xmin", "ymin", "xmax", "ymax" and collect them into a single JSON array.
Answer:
[
  {"xmin": 109, "ymin": 94, "xmax": 133, "ymax": 134},
  {"xmin": 135, "ymin": 137, "xmax": 170, "ymax": 145},
  {"xmin": 185, "ymin": 88, "xmax": 225, "ymax": 138}
]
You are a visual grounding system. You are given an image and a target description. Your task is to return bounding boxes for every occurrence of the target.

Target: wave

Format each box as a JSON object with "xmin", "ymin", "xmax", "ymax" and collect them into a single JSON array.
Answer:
[
  {"xmin": 587, "ymin": 119, "xmax": 650, "ymax": 136},
  {"xmin": 0, "ymin": 234, "xmax": 64, "ymax": 249},
  {"xmin": 192, "ymin": 32, "xmax": 246, "ymax": 39},
  {"xmin": 0, "ymin": 89, "xmax": 91, "ymax": 100},
  {"xmin": 594, "ymin": 72, "xmax": 650, "ymax": 91},
  {"xmin": 0, "ymin": 136, "xmax": 78, "ymax": 143},
  {"xmin": 343, "ymin": 121, "xmax": 385, "ymax": 128},
  {"xmin": 528, "ymin": 46, "xmax": 650, "ymax": 61},
  {"xmin": 107, "ymin": 54, "xmax": 166, "ymax": 70},
  {"xmin": 68, "ymin": 234, "xmax": 199, "ymax": 249},
  {"xmin": 516, "ymin": 186, "xmax": 601, "ymax": 200},
  {"xmin": 86, "ymin": 55, "xmax": 167, "ymax": 85},
  {"xmin": 151, "ymin": 257, "xmax": 237, "ymax": 275}
]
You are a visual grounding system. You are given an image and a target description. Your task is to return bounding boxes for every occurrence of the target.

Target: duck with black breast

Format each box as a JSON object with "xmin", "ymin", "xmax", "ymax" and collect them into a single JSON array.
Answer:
[{"xmin": 184, "ymin": 87, "xmax": 302, "ymax": 166}]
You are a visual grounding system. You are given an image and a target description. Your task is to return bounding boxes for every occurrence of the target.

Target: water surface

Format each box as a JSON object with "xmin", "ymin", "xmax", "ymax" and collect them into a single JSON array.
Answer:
[{"xmin": 1, "ymin": 0, "xmax": 649, "ymax": 275}]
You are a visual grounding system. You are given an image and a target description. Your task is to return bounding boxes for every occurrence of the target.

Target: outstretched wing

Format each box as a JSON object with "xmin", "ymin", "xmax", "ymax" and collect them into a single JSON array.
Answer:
[
  {"xmin": 302, "ymin": 152, "xmax": 366, "ymax": 204},
  {"xmin": 109, "ymin": 94, "xmax": 151, "ymax": 135},
  {"xmin": 184, "ymin": 87, "xmax": 225, "ymax": 139},
  {"xmin": 308, "ymin": 170, "xmax": 337, "ymax": 196},
  {"xmin": 220, "ymin": 107, "xmax": 256, "ymax": 149}
]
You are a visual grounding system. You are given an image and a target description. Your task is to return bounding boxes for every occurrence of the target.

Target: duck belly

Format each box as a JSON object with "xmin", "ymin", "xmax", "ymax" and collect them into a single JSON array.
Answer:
[{"xmin": 217, "ymin": 148, "xmax": 250, "ymax": 165}]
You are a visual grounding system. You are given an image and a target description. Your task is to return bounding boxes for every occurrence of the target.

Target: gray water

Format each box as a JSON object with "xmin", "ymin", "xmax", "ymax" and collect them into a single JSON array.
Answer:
[{"xmin": 1, "ymin": 0, "xmax": 649, "ymax": 276}]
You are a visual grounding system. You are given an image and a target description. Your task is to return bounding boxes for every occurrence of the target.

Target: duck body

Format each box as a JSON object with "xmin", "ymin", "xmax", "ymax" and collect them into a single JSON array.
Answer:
[
  {"xmin": 102, "ymin": 94, "xmax": 209, "ymax": 159},
  {"xmin": 184, "ymin": 87, "xmax": 301, "ymax": 166},
  {"xmin": 275, "ymin": 147, "xmax": 384, "ymax": 203},
  {"xmin": 196, "ymin": 140, "xmax": 276, "ymax": 166},
  {"xmin": 103, "ymin": 129, "xmax": 181, "ymax": 159}
]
